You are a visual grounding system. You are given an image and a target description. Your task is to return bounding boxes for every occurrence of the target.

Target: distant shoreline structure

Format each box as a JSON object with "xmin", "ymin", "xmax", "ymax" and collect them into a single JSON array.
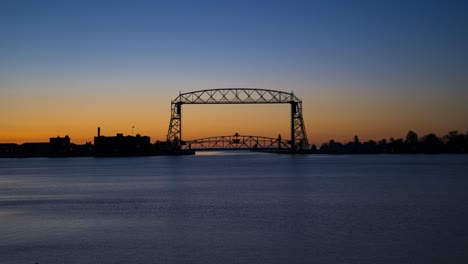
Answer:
[
  {"xmin": 0, "ymin": 127, "xmax": 194, "ymax": 158},
  {"xmin": 1, "ymin": 129, "xmax": 467, "ymax": 157},
  {"xmin": 313, "ymin": 130, "xmax": 468, "ymax": 154}
]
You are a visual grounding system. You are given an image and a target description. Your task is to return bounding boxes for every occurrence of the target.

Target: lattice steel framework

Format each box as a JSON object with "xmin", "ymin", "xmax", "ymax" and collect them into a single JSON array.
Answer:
[
  {"xmin": 184, "ymin": 134, "xmax": 290, "ymax": 151},
  {"xmin": 167, "ymin": 88, "xmax": 309, "ymax": 151}
]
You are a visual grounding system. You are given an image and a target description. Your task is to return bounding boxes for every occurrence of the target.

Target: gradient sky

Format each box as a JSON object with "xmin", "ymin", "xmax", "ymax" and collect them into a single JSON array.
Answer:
[{"xmin": 1, "ymin": 0, "xmax": 467, "ymax": 145}]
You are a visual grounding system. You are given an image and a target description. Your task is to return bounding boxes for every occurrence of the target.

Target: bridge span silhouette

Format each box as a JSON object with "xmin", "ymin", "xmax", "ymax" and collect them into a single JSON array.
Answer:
[
  {"xmin": 183, "ymin": 133, "xmax": 290, "ymax": 151},
  {"xmin": 167, "ymin": 88, "xmax": 309, "ymax": 153}
]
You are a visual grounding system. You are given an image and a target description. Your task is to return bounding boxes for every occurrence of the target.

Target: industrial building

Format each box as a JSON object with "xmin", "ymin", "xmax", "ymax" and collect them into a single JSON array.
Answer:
[{"xmin": 93, "ymin": 127, "xmax": 152, "ymax": 157}]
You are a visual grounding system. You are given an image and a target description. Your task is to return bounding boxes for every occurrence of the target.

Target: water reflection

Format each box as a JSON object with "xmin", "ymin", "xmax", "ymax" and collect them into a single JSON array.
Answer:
[{"xmin": 1, "ymin": 154, "xmax": 468, "ymax": 263}]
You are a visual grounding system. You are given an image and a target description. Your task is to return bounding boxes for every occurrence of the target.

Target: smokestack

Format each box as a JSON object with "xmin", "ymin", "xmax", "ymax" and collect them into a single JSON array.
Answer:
[{"xmin": 98, "ymin": 127, "xmax": 100, "ymax": 137}]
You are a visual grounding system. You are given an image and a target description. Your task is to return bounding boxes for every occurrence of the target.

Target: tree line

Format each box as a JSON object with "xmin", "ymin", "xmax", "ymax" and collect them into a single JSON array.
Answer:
[{"xmin": 314, "ymin": 130, "xmax": 468, "ymax": 154}]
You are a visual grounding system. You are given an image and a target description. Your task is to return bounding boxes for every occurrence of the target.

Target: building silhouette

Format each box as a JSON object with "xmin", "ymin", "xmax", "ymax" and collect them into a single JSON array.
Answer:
[{"xmin": 93, "ymin": 127, "xmax": 152, "ymax": 157}]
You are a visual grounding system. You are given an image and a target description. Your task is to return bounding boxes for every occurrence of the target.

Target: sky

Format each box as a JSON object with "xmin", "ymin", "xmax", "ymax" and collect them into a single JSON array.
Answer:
[{"xmin": 1, "ymin": 0, "xmax": 467, "ymax": 145}]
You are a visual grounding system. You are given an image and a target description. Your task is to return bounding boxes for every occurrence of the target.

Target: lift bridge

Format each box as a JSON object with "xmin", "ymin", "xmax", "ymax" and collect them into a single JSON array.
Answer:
[
  {"xmin": 167, "ymin": 88, "xmax": 309, "ymax": 153},
  {"xmin": 184, "ymin": 133, "xmax": 290, "ymax": 151}
]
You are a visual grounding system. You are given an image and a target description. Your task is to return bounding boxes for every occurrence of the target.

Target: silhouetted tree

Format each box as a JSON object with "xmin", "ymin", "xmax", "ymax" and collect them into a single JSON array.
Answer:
[
  {"xmin": 315, "ymin": 130, "xmax": 467, "ymax": 154},
  {"xmin": 405, "ymin": 130, "xmax": 418, "ymax": 145},
  {"xmin": 377, "ymin": 139, "xmax": 387, "ymax": 152},
  {"xmin": 319, "ymin": 139, "xmax": 345, "ymax": 153},
  {"xmin": 388, "ymin": 138, "xmax": 404, "ymax": 153},
  {"xmin": 353, "ymin": 135, "xmax": 360, "ymax": 145},
  {"xmin": 362, "ymin": 140, "xmax": 377, "ymax": 153},
  {"xmin": 443, "ymin": 131, "xmax": 465, "ymax": 153},
  {"xmin": 319, "ymin": 139, "xmax": 332, "ymax": 153},
  {"xmin": 465, "ymin": 131, "xmax": 468, "ymax": 151},
  {"xmin": 311, "ymin": 144, "xmax": 317, "ymax": 152},
  {"xmin": 420, "ymin": 133, "xmax": 442, "ymax": 153},
  {"xmin": 404, "ymin": 130, "xmax": 419, "ymax": 152}
]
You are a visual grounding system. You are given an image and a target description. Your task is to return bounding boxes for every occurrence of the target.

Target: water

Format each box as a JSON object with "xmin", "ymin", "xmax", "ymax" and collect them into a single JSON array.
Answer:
[{"xmin": 1, "ymin": 153, "xmax": 468, "ymax": 264}]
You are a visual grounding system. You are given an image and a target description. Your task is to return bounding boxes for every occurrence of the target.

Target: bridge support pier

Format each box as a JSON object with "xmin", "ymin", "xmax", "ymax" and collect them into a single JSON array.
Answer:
[
  {"xmin": 177, "ymin": 102, "xmax": 182, "ymax": 144},
  {"xmin": 168, "ymin": 102, "xmax": 183, "ymax": 149},
  {"xmin": 291, "ymin": 102, "xmax": 296, "ymax": 153}
]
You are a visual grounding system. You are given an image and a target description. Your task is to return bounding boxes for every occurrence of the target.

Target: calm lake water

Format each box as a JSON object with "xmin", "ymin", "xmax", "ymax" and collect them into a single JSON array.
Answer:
[{"xmin": 1, "ymin": 153, "xmax": 468, "ymax": 264}]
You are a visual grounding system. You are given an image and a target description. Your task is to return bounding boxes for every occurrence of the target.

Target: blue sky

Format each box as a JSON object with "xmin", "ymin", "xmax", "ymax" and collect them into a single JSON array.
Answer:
[
  {"xmin": 1, "ymin": 0, "xmax": 467, "ymax": 143},
  {"xmin": 2, "ymin": 0, "xmax": 466, "ymax": 84}
]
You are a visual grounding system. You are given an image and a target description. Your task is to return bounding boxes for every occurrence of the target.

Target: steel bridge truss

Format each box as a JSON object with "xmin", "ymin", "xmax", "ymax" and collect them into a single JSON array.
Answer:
[
  {"xmin": 184, "ymin": 134, "xmax": 290, "ymax": 151},
  {"xmin": 167, "ymin": 88, "xmax": 309, "ymax": 151}
]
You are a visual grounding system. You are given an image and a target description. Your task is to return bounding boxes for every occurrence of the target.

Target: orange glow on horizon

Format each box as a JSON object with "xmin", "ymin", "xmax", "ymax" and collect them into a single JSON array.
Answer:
[{"xmin": 1, "ymin": 88, "xmax": 467, "ymax": 146}]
